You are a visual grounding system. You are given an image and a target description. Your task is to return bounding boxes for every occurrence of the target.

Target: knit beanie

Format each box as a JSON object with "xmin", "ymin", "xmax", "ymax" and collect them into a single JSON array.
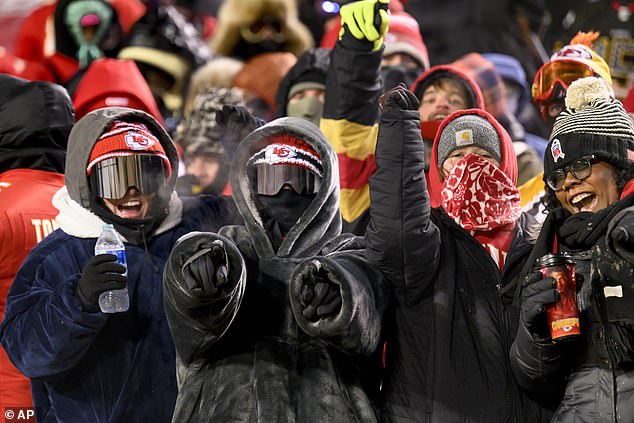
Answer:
[
  {"xmin": 383, "ymin": 13, "xmax": 430, "ymax": 70},
  {"xmin": 87, "ymin": 120, "xmax": 172, "ymax": 175},
  {"xmin": 544, "ymin": 77, "xmax": 634, "ymax": 178},
  {"xmin": 437, "ymin": 114, "xmax": 502, "ymax": 168},
  {"xmin": 248, "ymin": 134, "xmax": 322, "ymax": 177}
]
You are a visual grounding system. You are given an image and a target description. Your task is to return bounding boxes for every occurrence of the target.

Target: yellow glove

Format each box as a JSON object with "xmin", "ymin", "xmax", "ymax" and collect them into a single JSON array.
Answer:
[{"xmin": 339, "ymin": 0, "xmax": 389, "ymax": 51}]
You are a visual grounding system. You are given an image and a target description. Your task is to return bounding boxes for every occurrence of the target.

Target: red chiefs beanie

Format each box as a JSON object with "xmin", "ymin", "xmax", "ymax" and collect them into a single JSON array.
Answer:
[
  {"xmin": 87, "ymin": 121, "xmax": 172, "ymax": 175},
  {"xmin": 248, "ymin": 135, "xmax": 322, "ymax": 177}
]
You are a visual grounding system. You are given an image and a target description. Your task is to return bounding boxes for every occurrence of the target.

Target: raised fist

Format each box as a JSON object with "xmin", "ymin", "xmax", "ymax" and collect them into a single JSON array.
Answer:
[
  {"xmin": 378, "ymin": 83, "xmax": 419, "ymax": 112},
  {"xmin": 339, "ymin": 0, "xmax": 389, "ymax": 51}
]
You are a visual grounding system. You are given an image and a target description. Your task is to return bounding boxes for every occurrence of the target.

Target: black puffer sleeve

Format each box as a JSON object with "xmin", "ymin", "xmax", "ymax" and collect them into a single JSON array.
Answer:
[
  {"xmin": 365, "ymin": 108, "xmax": 441, "ymax": 307},
  {"xmin": 163, "ymin": 231, "xmax": 246, "ymax": 366}
]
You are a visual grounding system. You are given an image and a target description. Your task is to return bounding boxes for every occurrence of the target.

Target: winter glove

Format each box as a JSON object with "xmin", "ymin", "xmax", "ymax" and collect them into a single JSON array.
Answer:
[
  {"xmin": 297, "ymin": 259, "xmax": 343, "ymax": 322},
  {"xmin": 339, "ymin": 0, "xmax": 389, "ymax": 51},
  {"xmin": 609, "ymin": 209, "xmax": 634, "ymax": 262},
  {"xmin": 181, "ymin": 240, "xmax": 229, "ymax": 297},
  {"xmin": 215, "ymin": 105, "xmax": 266, "ymax": 158},
  {"xmin": 378, "ymin": 83, "xmax": 419, "ymax": 112},
  {"xmin": 77, "ymin": 254, "xmax": 127, "ymax": 308},
  {"xmin": 520, "ymin": 271, "xmax": 558, "ymax": 340}
]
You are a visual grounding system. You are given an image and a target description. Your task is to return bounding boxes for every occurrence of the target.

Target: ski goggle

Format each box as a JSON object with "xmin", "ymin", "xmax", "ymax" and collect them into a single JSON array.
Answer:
[
  {"xmin": 254, "ymin": 163, "xmax": 321, "ymax": 196},
  {"xmin": 532, "ymin": 61, "xmax": 596, "ymax": 103},
  {"xmin": 89, "ymin": 154, "xmax": 170, "ymax": 199},
  {"xmin": 546, "ymin": 155, "xmax": 597, "ymax": 191}
]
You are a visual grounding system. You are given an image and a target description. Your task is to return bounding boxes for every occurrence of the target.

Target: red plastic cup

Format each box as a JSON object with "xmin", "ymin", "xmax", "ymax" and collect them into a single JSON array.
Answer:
[{"xmin": 534, "ymin": 254, "xmax": 580, "ymax": 341}]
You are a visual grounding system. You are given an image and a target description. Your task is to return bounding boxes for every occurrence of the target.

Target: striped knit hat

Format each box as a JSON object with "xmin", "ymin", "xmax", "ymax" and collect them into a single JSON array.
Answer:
[
  {"xmin": 87, "ymin": 121, "xmax": 172, "ymax": 175},
  {"xmin": 544, "ymin": 77, "xmax": 634, "ymax": 177},
  {"xmin": 248, "ymin": 134, "xmax": 322, "ymax": 177}
]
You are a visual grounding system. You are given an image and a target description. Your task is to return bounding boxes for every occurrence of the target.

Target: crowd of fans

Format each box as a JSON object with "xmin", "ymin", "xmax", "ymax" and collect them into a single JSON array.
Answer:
[{"xmin": 0, "ymin": 0, "xmax": 633, "ymax": 422}]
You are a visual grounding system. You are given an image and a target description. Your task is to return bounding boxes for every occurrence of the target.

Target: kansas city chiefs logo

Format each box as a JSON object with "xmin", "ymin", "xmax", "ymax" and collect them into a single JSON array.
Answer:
[
  {"xmin": 125, "ymin": 132, "xmax": 155, "ymax": 150},
  {"xmin": 551, "ymin": 139, "xmax": 566, "ymax": 162},
  {"xmin": 266, "ymin": 145, "xmax": 297, "ymax": 160},
  {"xmin": 553, "ymin": 45, "xmax": 592, "ymax": 61}
]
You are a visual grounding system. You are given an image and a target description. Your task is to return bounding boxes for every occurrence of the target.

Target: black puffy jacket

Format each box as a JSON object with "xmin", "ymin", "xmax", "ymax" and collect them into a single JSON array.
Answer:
[{"xmin": 365, "ymin": 108, "xmax": 549, "ymax": 422}]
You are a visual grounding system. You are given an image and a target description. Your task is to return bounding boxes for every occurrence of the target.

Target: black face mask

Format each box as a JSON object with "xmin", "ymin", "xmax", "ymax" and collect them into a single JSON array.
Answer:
[
  {"xmin": 256, "ymin": 190, "xmax": 315, "ymax": 249},
  {"xmin": 234, "ymin": 38, "xmax": 284, "ymax": 61},
  {"xmin": 380, "ymin": 65, "xmax": 422, "ymax": 94}
]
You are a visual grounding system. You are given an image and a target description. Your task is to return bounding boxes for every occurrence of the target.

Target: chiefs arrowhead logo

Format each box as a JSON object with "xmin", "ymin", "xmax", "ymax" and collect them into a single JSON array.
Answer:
[{"xmin": 125, "ymin": 132, "xmax": 155, "ymax": 150}]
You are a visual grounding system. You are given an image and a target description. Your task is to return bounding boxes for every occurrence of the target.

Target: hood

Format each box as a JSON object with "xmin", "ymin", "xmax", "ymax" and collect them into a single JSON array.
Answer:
[
  {"xmin": 64, "ymin": 107, "xmax": 179, "ymax": 210},
  {"xmin": 0, "ymin": 74, "xmax": 74, "ymax": 174},
  {"xmin": 410, "ymin": 65, "xmax": 485, "ymax": 109},
  {"xmin": 230, "ymin": 117, "xmax": 341, "ymax": 258},
  {"xmin": 71, "ymin": 58, "xmax": 164, "ymax": 124},
  {"xmin": 209, "ymin": 0, "xmax": 314, "ymax": 59},
  {"xmin": 428, "ymin": 108, "xmax": 517, "ymax": 208},
  {"xmin": 54, "ymin": 0, "xmax": 122, "ymax": 62},
  {"xmin": 275, "ymin": 47, "xmax": 330, "ymax": 117}
]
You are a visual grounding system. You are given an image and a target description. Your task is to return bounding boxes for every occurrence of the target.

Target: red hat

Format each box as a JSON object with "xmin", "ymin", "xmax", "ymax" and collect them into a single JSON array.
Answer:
[
  {"xmin": 383, "ymin": 13, "xmax": 429, "ymax": 70},
  {"xmin": 248, "ymin": 134, "xmax": 322, "ymax": 177},
  {"xmin": 87, "ymin": 121, "xmax": 172, "ymax": 175}
]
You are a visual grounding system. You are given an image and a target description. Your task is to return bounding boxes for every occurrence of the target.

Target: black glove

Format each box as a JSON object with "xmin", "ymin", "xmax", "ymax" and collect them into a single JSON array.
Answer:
[
  {"xmin": 181, "ymin": 241, "xmax": 229, "ymax": 297},
  {"xmin": 378, "ymin": 83, "xmax": 420, "ymax": 112},
  {"xmin": 215, "ymin": 105, "xmax": 265, "ymax": 157},
  {"xmin": 77, "ymin": 254, "xmax": 127, "ymax": 308},
  {"xmin": 520, "ymin": 271, "xmax": 558, "ymax": 340},
  {"xmin": 610, "ymin": 210, "xmax": 634, "ymax": 262},
  {"xmin": 298, "ymin": 260, "xmax": 342, "ymax": 322}
]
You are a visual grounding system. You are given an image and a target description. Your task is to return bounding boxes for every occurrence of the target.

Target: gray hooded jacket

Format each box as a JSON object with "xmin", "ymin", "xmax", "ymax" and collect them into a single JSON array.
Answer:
[{"xmin": 163, "ymin": 117, "xmax": 386, "ymax": 422}]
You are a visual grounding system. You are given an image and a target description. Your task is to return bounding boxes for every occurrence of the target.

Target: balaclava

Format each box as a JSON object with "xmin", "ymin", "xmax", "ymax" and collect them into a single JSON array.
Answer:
[
  {"xmin": 64, "ymin": 0, "xmax": 114, "ymax": 68},
  {"xmin": 286, "ymin": 81, "xmax": 326, "ymax": 127},
  {"xmin": 248, "ymin": 134, "xmax": 323, "ymax": 249}
]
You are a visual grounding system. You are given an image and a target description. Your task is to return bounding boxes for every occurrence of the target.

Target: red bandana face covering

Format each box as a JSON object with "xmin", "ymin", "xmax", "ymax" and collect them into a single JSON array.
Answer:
[
  {"xmin": 441, "ymin": 154, "xmax": 522, "ymax": 270},
  {"xmin": 441, "ymin": 154, "xmax": 521, "ymax": 231}
]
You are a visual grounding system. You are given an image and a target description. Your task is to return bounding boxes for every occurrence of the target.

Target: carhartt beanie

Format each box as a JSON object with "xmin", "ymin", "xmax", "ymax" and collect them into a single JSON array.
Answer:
[
  {"xmin": 437, "ymin": 114, "xmax": 502, "ymax": 168},
  {"xmin": 544, "ymin": 77, "xmax": 634, "ymax": 178}
]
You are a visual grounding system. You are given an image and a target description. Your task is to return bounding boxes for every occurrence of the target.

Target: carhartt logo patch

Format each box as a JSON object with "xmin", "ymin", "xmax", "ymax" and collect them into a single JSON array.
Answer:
[
  {"xmin": 455, "ymin": 129, "xmax": 474, "ymax": 146},
  {"xmin": 551, "ymin": 138, "xmax": 566, "ymax": 162}
]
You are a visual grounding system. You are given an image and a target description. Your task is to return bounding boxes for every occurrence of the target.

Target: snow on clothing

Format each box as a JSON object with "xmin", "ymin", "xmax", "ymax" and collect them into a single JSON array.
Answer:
[
  {"xmin": 164, "ymin": 117, "xmax": 387, "ymax": 422},
  {"xmin": 0, "ymin": 76, "xmax": 74, "ymax": 410},
  {"xmin": 365, "ymin": 107, "xmax": 549, "ymax": 422},
  {"xmin": 0, "ymin": 107, "xmax": 241, "ymax": 423},
  {"xmin": 510, "ymin": 185, "xmax": 634, "ymax": 423}
]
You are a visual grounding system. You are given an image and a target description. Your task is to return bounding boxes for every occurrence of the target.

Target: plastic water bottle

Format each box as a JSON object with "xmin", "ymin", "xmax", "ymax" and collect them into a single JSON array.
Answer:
[{"xmin": 95, "ymin": 224, "xmax": 129, "ymax": 313}]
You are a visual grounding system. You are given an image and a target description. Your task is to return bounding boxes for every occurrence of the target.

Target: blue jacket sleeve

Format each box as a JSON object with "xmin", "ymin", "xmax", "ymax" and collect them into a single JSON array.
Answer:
[
  {"xmin": 0, "ymin": 235, "xmax": 108, "ymax": 378},
  {"xmin": 365, "ymin": 109, "xmax": 441, "ymax": 307}
]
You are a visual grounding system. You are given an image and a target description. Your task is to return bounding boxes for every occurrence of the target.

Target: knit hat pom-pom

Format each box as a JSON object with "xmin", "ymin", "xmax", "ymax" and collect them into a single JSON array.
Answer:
[{"xmin": 565, "ymin": 76, "xmax": 612, "ymax": 110}]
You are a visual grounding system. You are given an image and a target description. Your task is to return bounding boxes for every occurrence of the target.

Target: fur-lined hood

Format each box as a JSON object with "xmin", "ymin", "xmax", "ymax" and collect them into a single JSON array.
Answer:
[{"xmin": 210, "ymin": 0, "xmax": 314, "ymax": 58}]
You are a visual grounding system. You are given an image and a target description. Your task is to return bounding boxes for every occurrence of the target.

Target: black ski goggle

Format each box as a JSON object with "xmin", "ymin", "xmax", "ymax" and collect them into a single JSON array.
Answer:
[
  {"xmin": 89, "ymin": 154, "xmax": 170, "ymax": 199},
  {"xmin": 254, "ymin": 163, "xmax": 321, "ymax": 196}
]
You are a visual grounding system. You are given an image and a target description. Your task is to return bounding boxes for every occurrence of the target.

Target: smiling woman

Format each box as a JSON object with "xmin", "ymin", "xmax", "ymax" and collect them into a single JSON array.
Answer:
[{"xmin": 510, "ymin": 76, "xmax": 634, "ymax": 422}]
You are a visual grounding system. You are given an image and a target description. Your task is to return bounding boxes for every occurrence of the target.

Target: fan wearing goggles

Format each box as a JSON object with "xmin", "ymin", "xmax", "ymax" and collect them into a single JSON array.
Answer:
[
  {"xmin": 87, "ymin": 121, "xmax": 172, "ymax": 220},
  {"xmin": 531, "ymin": 33, "xmax": 613, "ymax": 128},
  {"xmin": 248, "ymin": 137, "xmax": 322, "ymax": 248}
]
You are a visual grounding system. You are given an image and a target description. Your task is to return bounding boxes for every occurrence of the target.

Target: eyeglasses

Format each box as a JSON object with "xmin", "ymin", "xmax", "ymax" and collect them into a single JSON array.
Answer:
[
  {"xmin": 532, "ymin": 60, "xmax": 596, "ymax": 103},
  {"xmin": 546, "ymin": 155, "xmax": 597, "ymax": 191}
]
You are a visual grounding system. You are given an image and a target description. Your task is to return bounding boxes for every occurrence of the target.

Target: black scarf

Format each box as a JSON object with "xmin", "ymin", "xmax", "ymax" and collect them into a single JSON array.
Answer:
[{"xmin": 523, "ymin": 194, "xmax": 634, "ymax": 275}]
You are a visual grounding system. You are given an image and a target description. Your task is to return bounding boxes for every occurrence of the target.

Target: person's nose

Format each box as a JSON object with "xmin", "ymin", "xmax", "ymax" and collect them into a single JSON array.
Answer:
[
  {"xmin": 561, "ymin": 169, "xmax": 581, "ymax": 190},
  {"xmin": 435, "ymin": 96, "xmax": 450, "ymax": 110}
]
